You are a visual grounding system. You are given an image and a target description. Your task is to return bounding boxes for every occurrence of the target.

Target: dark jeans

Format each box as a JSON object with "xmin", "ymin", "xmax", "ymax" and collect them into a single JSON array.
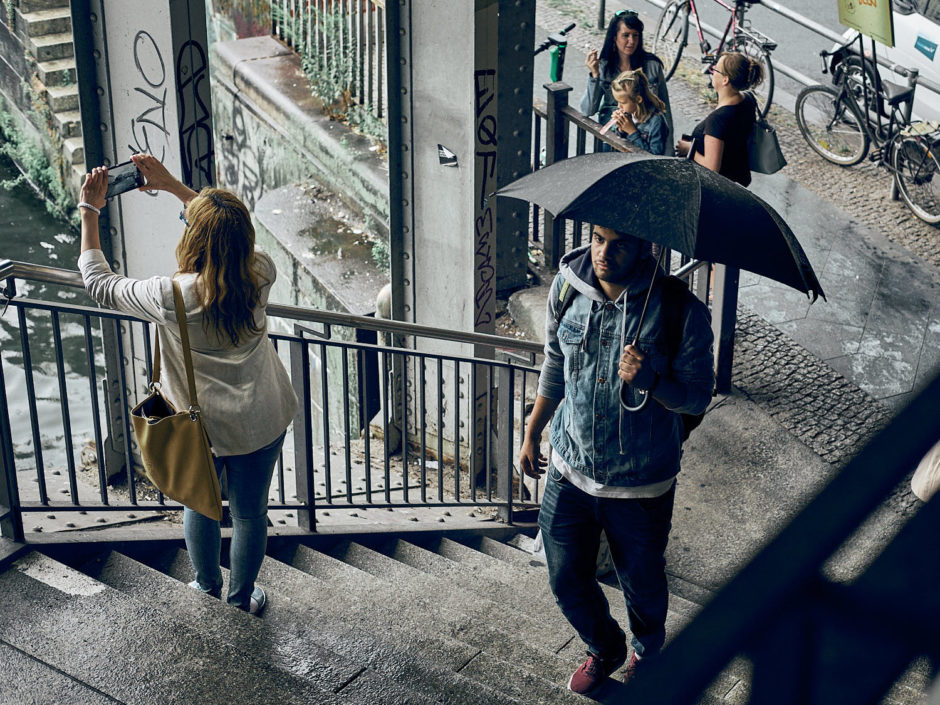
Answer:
[{"xmin": 538, "ymin": 463, "xmax": 676, "ymax": 660}]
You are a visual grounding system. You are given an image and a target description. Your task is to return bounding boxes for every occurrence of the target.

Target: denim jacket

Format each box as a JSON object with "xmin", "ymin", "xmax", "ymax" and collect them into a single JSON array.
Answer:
[{"xmin": 537, "ymin": 247, "xmax": 715, "ymax": 487}]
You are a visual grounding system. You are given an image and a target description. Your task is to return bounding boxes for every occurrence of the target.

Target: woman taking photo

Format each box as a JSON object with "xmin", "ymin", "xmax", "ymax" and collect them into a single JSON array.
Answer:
[
  {"xmin": 581, "ymin": 10, "xmax": 674, "ymax": 154},
  {"xmin": 77, "ymin": 153, "xmax": 297, "ymax": 615},
  {"xmin": 677, "ymin": 52, "xmax": 763, "ymax": 187}
]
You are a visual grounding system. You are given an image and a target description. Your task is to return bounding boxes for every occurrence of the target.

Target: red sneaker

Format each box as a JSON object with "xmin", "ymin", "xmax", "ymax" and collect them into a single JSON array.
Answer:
[
  {"xmin": 567, "ymin": 650, "xmax": 627, "ymax": 695},
  {"xmin": 622, "ymin": 652, "xmax": 645, "ymax": 684}
]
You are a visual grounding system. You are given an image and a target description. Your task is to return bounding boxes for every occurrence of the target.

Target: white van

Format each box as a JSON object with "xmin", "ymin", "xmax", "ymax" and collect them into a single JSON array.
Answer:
[{"xmin": 830, "ymin": 0, "xmax": 940, "ymax": 122}]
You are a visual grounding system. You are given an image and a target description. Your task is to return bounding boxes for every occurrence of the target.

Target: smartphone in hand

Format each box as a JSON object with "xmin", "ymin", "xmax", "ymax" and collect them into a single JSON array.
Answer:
[{"xmin": 105, "ymin": 160, "xmax": 145, "ymax": 199}]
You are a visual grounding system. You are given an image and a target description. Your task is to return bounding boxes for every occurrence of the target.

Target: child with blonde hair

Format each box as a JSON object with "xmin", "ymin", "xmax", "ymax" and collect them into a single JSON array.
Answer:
[{"xmin": 608, "ymin": 69, "xmax": 668, "ymax": 155}]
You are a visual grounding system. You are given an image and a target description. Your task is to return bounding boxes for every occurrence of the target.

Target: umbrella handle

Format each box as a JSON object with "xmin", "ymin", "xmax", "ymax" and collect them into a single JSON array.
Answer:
[{"xmin": 619, "ymin": 381, "xmax": 652, "ymax": 412}]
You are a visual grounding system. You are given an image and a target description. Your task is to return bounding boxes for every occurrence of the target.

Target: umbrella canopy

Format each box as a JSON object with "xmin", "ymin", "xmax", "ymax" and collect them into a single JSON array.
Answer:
[{"xmin": 496, "ymin": 151, "xmax": 825, "ymax": 301}]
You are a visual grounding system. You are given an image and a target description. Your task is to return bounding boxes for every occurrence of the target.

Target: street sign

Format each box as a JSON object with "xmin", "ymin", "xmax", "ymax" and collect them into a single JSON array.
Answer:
[{"xmin": 838, "ymin": 0, "xmax": 895, "ymax": 48}]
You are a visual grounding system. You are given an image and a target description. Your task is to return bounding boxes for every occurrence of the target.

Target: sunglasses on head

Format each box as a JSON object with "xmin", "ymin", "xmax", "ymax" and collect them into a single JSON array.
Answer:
[{"xmin": 615, "ymin": 9, "xmax": 639, "ymax": 18}]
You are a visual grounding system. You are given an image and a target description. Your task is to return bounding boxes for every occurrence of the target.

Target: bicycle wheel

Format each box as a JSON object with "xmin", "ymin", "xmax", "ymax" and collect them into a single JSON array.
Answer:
[
  {"xmin": 893, "ymin": 134, "xmax": 940, "ymax": 225},
  {"xmin": 795, "ymin": 85, "xmax": 869, "ymax": 166},
  {"xmin": 738, "ymin": 37, "xmax": 774, "ymax": 118},
  {"xmin": 653, "ymin": 1, "xmax": 688, "ymax": 81}
]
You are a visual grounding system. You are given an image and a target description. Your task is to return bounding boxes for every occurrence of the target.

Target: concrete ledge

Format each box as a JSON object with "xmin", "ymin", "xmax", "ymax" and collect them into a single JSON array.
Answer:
[
  {"xmin": 211, "ymin": 36, "xmax": 388, "ymax": 233},
  {"xmin": 253, "ymin": 182, "xmax": 386, "ymax": 317}
]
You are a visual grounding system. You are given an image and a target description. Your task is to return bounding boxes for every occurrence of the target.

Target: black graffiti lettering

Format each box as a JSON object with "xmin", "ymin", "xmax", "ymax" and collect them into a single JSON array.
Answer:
[
  {"xmin": 474, "ymin": 69, "xmax": 496, "ymax": 118},
  {"xmin": 127, "ymin": 29, "xmax": 169, "ymax": 195},
  {"xmin": 474, "ymin": 210, "xmax": 495, "ymax": 327},
  {"xmin": 176, "ymin": 40, "xmax": 215, "ymax": 187},
  {"xmin": 476, "ymin": 149, "xmax": 497, "ymax": 211},
  {"xmin": 220, "ymin": 101, "xmax": 264, "ymax": 209},
  {"xmin": 134, "ymin": 31, "xmax": 166, "ymax": 89}
]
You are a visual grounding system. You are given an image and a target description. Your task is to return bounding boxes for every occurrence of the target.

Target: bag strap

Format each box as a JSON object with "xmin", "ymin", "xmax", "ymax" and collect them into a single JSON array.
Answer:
[{"xmin": 149, "ymin": 279, "xmax": 200, "ymax": 413}]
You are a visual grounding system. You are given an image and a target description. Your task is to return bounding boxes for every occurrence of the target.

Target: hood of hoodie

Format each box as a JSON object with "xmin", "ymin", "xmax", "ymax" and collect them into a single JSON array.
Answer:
[{"xmin": 558, "ymin": 244, "xmax": 659, "ymax": 305}]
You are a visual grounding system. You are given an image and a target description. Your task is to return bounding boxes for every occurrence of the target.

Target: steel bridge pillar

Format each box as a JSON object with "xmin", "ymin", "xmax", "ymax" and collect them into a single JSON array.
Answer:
[{"xmin": 386, "ymin": 0, "xmax": 535, "ymax": 493}]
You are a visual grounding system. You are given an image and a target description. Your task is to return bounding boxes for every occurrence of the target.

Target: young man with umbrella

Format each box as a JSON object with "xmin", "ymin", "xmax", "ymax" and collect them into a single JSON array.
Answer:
[{"xmin": 519, "ymin": 225, "xmax": 715, "ymax": 695}]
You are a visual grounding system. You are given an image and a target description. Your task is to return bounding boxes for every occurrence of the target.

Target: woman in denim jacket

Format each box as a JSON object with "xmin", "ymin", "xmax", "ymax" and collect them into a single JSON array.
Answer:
[
  {"xmin": 519, "ymin": 227, "xmax": 713, "ymax": 695},
  {"xmin": 581, "ymin": 11, "xmax": 675, "ymax": 155}
]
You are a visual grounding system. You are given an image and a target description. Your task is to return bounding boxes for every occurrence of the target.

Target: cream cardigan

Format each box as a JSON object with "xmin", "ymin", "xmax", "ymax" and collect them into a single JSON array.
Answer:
[{"xmin": 79, "ymin": 248, "xmax": 298, "ymax": 457}]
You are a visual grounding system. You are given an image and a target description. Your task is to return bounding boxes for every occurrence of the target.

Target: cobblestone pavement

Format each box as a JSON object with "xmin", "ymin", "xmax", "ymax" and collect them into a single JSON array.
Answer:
[{"xmin": 530, "ymin": 0, "xmax": 925, "ymax": 519}]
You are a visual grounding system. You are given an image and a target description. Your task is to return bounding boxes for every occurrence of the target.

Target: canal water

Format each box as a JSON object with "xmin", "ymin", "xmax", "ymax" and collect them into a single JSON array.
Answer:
[{"xmin": 0, "ymin": 153, "xmax": 103, "ymax": 476}]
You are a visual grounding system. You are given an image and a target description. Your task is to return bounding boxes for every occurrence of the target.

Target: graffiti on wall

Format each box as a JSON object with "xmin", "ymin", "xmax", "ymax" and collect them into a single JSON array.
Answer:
[
  {"xmin": 219, "ymin": 100, "xmax": 265, "ymax": 210},
  {"xmin": 176, "ymin": 39, "xmax": 215, "ymax": 188},
  {"xmin": 127, "ymin": 30, "xmax": 170, "ymax": 165},
  {"xmin": 473, "ymin": 68, "xmax": 497, "ymax": 331}
]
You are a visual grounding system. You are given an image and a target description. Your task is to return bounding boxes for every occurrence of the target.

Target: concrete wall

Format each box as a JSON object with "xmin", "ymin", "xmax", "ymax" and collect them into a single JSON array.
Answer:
[{"xmin": 210, "ymin": 36, "xmax": 389, "ymax": 234}]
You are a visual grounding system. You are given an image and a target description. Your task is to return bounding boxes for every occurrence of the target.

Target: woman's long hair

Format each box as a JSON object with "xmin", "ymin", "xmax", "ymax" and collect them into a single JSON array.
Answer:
[
  {"xmin": 600, "ymin": 12, "xmax": 660, "ymax": 74},
  {"xmin": 611, "ymin": 69, "xmax": 666, "ymax": 123},
  {"xmin": 175, "ymin": 188, "xmax": 264, "ymax": 346}
]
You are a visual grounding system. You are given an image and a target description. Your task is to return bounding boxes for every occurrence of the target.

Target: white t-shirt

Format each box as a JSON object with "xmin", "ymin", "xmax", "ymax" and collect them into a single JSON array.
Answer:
[{"xmin": 551, "ymin": 448, "xmax": 675, "ymax": 499}]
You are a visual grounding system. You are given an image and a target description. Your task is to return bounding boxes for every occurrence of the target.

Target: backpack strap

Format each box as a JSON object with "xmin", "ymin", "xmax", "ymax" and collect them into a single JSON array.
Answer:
[{"xmin": 554, "ymin": 278, "xmax": 578, "ymax": 324}]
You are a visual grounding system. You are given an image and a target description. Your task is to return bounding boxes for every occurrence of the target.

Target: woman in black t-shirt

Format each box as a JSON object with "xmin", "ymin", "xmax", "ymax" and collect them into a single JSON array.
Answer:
[{"xmin": 677, "ymin": 52, "xmax": 763, "ymax": 187}]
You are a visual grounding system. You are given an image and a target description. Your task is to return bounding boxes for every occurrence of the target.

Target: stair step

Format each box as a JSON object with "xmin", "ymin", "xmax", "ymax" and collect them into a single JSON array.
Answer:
[
  {"xmin": 19, "ymin": 0, "xmax": 70, "ymax": 13},
  {"xmin": 0, "ymin": 641, "xmax": 115, "ymax": 704},
  {"xmin": 52, "ymin": 109, "xmax": 82, "ymax": 138},
  {"xmin": 287, "ymin": 542, "xmax": 585, "ymax": 704},
  {"xmin": 91, "ymin": 549, "xmax": 444, "ymax": 705},
  {"xmin": 27, "ymin": 31, "xmax": 73, "ymax": 61},
  {"xmin": 0, "ymin": 552, "xmax": 333, "ymax": 704},
  {"xmin": 36, "ymin": 57, "xmax": 76, "ymax": 86},
  {"xmin": 448, "ymin": 535, "xmax": 748, "ymax": 704},
  {"xmin": 159, "ymin": 547, "xmax": 523, "ymax": 705},
  {"xmin": 63, "ymin": 135, "xmax": 84, "ymax": 167},
  {"xmin": 346, "ymin": 539, "xmax": 570, "ymax": 651},
  {"xmin": 16, "ymin": 6, "xmax": 72, "ymax": 37},
  {"xmin": 45, "ymin": 83, "xmax": 78, "ymax": 113}
]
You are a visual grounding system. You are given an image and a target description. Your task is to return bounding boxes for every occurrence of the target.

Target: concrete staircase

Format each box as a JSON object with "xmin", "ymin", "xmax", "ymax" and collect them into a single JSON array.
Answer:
[
  {"xmin": 0, "ymin": 532, "xmax": 743, "ymax": 705},
  {"xmin": 13, "ymin": 0, "xmax": 83, "ymax": 192}
]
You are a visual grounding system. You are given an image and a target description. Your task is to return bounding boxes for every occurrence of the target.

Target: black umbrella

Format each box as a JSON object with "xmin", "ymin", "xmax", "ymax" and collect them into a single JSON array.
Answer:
[
  {"xmin": 496, "ymin": 151, "xmax": 825, "ymax": 411},
  {"xmin": 495, "ymin": 151, "xmax": 825, "ymax": 301}
]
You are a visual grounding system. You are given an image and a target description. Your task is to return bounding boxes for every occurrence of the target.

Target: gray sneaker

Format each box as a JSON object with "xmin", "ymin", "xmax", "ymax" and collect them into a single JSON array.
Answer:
[{"xmin": 248, "ymin": 585, "xmax": 267, "ymax": 616}]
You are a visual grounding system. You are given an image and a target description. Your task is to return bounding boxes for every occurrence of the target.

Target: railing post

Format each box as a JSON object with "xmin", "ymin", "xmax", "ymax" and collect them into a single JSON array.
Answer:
[
  {"xmin": 712, "ymin": 264, "xmax": 739, "ymax": 395},
  {"xmin": 596, "ymin": 0, "xmax": 606, "ymax": 29},
  {"xmin": 290, "ymin": 327, "xmax": 316, "ymax": 532},
  {"xmin": 0, "ymin": 359, "xmax": 24, "ymax": 542},
  {"xmin": 496, "ymin": 364, "xmax": 514, "ymax": 524},
  {"xmin": 544, "ymin": 82, "xmax": 572, "ymax": 269}
]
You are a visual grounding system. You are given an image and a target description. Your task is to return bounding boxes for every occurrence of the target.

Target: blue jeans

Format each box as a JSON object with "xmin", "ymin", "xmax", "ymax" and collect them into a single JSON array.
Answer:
[
  {"xmin": 538, "ymin": 463, "xmax": 675, "ymax": 659},
  {"xmin": 184, "ymin": 431, "xmax": 285, "ymax": 610}
]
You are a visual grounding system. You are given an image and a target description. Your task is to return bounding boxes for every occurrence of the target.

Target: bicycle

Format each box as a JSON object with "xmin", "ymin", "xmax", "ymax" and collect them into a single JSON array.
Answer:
[
  {"xmin": 795, "ymin": 39, "xmax": 940, "ymax": 225},
  {"xmin": 651, "ymin": 0, "xmax": 776, "ymax": 118}
]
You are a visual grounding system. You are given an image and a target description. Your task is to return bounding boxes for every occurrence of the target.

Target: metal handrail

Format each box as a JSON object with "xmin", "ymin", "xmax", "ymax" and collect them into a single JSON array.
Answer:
[
  {"xmin": 1, "ymin": 261, "xmax": 545, "ymax": 540},
  {"xmin": 0, "ymin": 259, "xmax": 543, "ymax": 357}
]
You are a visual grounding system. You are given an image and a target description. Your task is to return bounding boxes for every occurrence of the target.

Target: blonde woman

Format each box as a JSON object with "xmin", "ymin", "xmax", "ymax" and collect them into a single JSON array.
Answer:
[
  {"xmin": 609, "ymin": 68, "xmax": 669, "ymax": 155},
  {"xmin": 677, "ymin": 52, "xmax": 763, "ymax": 186},
  {"xmin": 78, "ymin": 154, "xmax": 297, "ymax": 615}
]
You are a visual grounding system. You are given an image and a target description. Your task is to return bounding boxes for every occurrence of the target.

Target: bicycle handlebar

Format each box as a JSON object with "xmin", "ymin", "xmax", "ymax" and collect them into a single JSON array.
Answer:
[
  {"xmin": 534, "ymin": 23, "xmax": 576, "ymax": 55},
  {"xmin": 819, "ymin": 35, "xmax": 920, "ymax": 81}
]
